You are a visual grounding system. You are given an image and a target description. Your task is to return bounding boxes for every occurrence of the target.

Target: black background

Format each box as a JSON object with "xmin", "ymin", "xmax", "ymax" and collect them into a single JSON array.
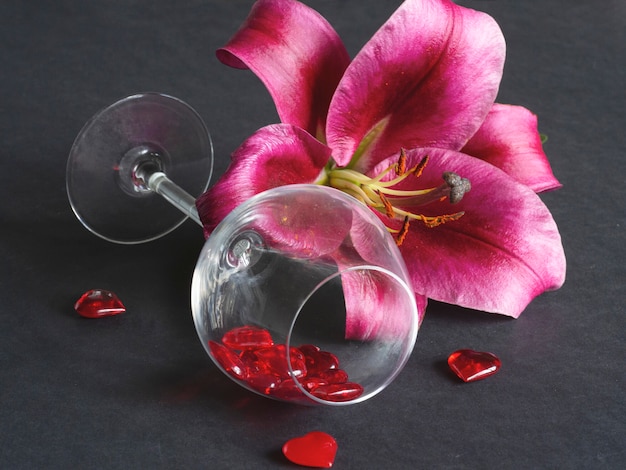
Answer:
[{"xmin": 1, "ymin": 1, "xmax": 624, "ymax": 468}]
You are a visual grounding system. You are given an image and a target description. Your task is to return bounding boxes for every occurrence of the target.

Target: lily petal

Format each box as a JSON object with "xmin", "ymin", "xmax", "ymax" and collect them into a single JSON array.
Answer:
[
  {"xmin": 340, "ymin": 267, "xmax": 420, "ymax": 341},
  {"xmin": 370, "ymin": 147, "xmax": 566, "ymax": 317},
  {"xmin": 251, "ymin": 184, "xmax": 354, "ymax": 259},
  {"xmin": 335, "ymin": 211, "xmax": 428, "ymax": 327},
  {"xmin": 462, "ymin": 103, "xmax": 562, "ymax": 193},
  {"xmin": 216, "ymin": 0, "xmax": 350, "ymax": 139},
  {"xmin": 196, "ymin": 124, "xmax": 332, "ymax": 237},
  {"xmin": 329, "ymin": 202, "xmax": 428, "ymax": 338},
  {"xmin": 327, "ymin": 0, "xmax": 505, "ymax": 171}
]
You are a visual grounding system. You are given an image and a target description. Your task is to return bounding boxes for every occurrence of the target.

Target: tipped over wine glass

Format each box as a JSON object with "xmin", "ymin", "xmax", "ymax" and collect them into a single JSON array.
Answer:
[{"xmin": 67, "ymin": 93, "xmax": 419, "ymax": 406}]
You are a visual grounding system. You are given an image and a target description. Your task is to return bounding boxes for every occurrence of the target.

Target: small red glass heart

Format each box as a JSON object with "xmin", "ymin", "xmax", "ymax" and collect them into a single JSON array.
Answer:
[
  {"xmin": 311, "ymin": 382, "xmax": 364, "ymax": 402},
  {"xmin": 222, "ymin": 325, "xmax": 274, "ymax": 350},
  {"xmin": 314, "ymin": 369, "xmax": 349, "ymax": 384},
  {"xmin": 251, "ymin": 345, "xmax": 307, "ymax": 378},
  {"xmin": 282, "ymin": 431, "xmax": 338, "ymax": 468},
  {"xmin": 301, "ymin": 347, "xmax": 339, "ymax": 376},
  {"xmin": 74, "ymin": 289, "xmax": 126, "ymax": 318},
  {"xmin": 208, "ymin": 341, "xmax": 248, "ymax": 380},
  {"xmin": 448, "ymin": 349, "xmax": 501, "ymax": 382}
]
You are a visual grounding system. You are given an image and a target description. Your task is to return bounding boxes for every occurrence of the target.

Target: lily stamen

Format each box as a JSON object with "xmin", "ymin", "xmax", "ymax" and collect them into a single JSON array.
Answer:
[
  {"xmin": 396, "ymin": 216, "xmax": 411, "ymax": 245},
  {"xmin": 327, "ymin": 150, "xmax": 471, "ymax": 245},
  {"xmin": 385, "ymin": 171, "xmax": 470, "ymax": 206},
  {"xmin": 377, "ymin": 190, "xmax": 395, "ymax": 219},
  {"xmin": 404, "ymin": 211, "xmax": 466, "ymax": 228},
  {"xmin": 413, "ymin": 155, "xmax": 429, "ymax": 178},
  {"xmin": 395, "ymin": 149, "xmax": 407, "ymax": 176}
]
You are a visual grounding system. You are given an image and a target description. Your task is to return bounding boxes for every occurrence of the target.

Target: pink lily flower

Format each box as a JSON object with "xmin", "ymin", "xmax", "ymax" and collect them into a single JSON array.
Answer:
[{"xmin": 196, "ymin": 0, "xmax": 566, "ymax": 326}]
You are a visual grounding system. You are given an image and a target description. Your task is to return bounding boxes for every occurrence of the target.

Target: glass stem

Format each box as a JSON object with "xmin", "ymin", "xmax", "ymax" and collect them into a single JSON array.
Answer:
[{"xmin": 147, "ymin": 172, "xmax": 202, "ymax": 226}]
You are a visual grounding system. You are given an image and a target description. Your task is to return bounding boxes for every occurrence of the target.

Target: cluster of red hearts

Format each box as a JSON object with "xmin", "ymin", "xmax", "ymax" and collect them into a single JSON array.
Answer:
[{"xmin": 208, "ymin": 325, "xmax": 364, "ymax": 402}]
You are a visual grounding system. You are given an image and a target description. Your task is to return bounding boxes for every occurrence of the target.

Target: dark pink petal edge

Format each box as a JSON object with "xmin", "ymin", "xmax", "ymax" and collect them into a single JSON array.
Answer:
[
  {"xmin": 462, "ymin": 103, "xmax": 562, "ymax": 193},
  {"xmin": 216, "ymin": 0, "xmax": 350, "ymax": 139}
]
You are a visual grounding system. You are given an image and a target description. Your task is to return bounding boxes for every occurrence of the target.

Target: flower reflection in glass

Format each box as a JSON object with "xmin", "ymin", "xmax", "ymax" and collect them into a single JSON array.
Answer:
[{"xmin": 197, "ymin": 0, "xmax": 566, "ymax": 327}]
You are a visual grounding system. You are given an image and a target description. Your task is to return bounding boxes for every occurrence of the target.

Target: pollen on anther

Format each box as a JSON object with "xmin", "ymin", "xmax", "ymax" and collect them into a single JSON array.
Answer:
[
  {"xmin": 377, "ymin": 191, "xmax": 395, "ymax": 219},
  {"xmin": 422, "ymin": 211, "xmax": 465, "ymax": 228},
  {"xmin": 395, "ymin": 149, "xmax": 407, "ymax": 176},
  {"xmin": 413, "ymin": 155, "xmax": 429, "ymax": 178},
  {"xmin": 396, "ymin": 216, "xmax": 410, "ymax": 246}
]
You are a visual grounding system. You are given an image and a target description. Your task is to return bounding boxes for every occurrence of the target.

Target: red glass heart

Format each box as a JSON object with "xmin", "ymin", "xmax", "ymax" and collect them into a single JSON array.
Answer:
[
  {"xmin": 272, "ymin": 379, "xmax": 303, "ymax": 400},
  {"xmin": 311, "ymin": 382, "xmax": 364, "ymax": 402},
  {"xmin": 74, "ymin": 289, "xmax": 126, "ymax": 318},
  {"xmin": 272, "ymin": 379, "xmax": 314, "ymax": 400},
  {"xmin": 222, "ymin": 325, "xmax": 274, "ymax": 350},
  {"xmin": 273, "ymin": 376, "xmax": 331, "ymax": 401},
  {"xmin": 302, "ymin": 347, "xmax": 339, "ymax": 376},
  {"xmin": 239, "ymin": 350, "xmax": 264, "ymax": 375},
  {"xmin": 300, "ymin": 376, "xmax": 330, "ymax": 392},
  {"xmin": 448, "ymin": 349, "xmax": 501, "ymax": 382},
  {"xmin": 208, "ymin": 341, "xmax": 247, "ymax": 380},
  {"xmin": 246, "ymin": 372, "xmax": 281, "ymax": 394},
  {"xmin": 298, "ymin": 344, "xmax": 320, "ymax": 356},
  {"xmin": 314, "ymin": 369, "xmax": 349, "ymax": 384},
  {"xmin": 282, "ymin": 431, "xmax": 338, "ymax": 468},
  {"xmin": 251, "ymin": 345, "xmax": 307, "ymax": 378}
]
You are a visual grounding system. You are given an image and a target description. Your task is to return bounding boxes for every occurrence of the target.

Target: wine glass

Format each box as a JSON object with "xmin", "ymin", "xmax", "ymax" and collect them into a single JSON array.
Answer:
[{"xmin": 67, "ymin": 93, "xmax": 420, "ymax": 406}]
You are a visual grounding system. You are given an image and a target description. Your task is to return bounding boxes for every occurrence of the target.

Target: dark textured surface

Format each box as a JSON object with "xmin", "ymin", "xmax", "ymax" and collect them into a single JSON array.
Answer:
[{"xmin": 1, "ymin": 1, "xmax": 624, "ymax": 468}]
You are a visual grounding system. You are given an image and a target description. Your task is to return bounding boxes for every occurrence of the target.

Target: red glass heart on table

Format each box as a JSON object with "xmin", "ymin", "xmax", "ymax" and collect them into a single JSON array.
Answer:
[
  {"xmin": 282, "ymin": 431, "xmax": 338, "ymax": 468},
  {"xmin": 448, "ymin": 349, "xmax": 501, "ymax": 382},
  {"xmin": 74, "ymin": 289, "xmax": 126, "ymax": 318}
]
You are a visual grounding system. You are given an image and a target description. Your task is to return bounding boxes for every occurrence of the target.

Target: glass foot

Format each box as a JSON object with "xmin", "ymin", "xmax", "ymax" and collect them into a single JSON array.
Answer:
[{"xmin": 66, "ymin": 93, "xmax": 213, "ymax": 244}]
